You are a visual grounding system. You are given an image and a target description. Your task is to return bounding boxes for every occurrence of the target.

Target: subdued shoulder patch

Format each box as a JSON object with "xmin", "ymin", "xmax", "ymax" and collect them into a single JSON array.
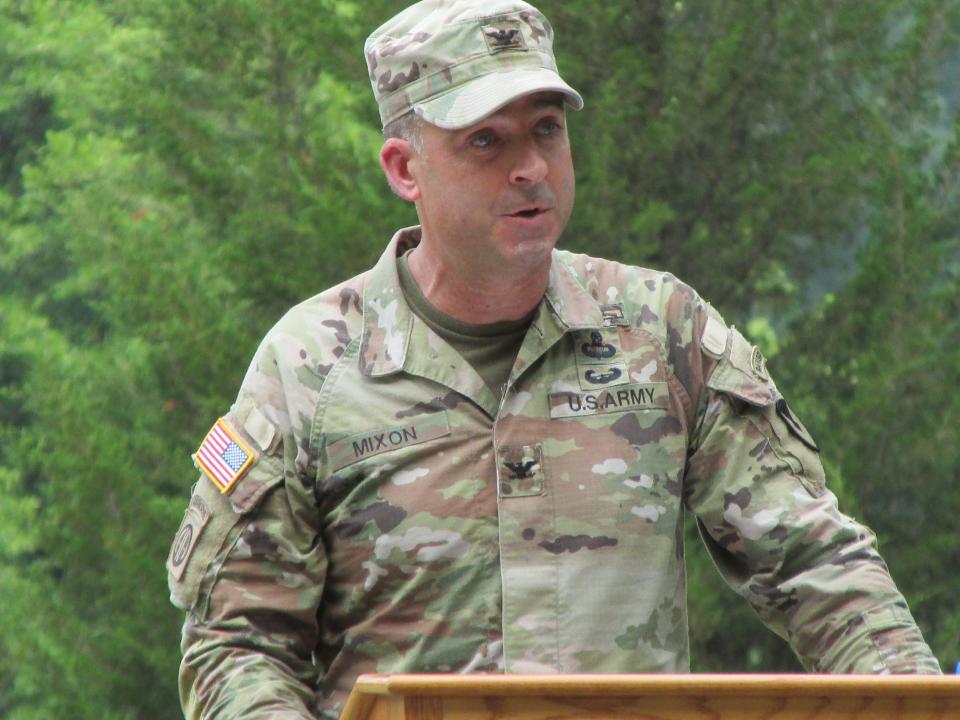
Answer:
[
  {"xmin": 193, "ymin": 418, "xmax": 257, "ymax": 494},
  {"xmin": 750, "ymin": 345, "xmax": 769, "ymax": 381},
  {"xmin": 701, "ymin": 315, "xmax": 728, "ymax": 358},
  {"xmin": 775, "ymin": 398, "xmax": 820, "ymax": 453},
  {"xmin": 166, "ymin": 493, "xmax": 210, "ymax": 581}
]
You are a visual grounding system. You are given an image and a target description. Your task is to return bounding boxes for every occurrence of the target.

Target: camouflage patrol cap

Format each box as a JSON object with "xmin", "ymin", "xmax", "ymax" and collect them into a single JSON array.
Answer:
[{"xmin": 365, "ymin": 0, "xmax": 583, "ymax": 130}]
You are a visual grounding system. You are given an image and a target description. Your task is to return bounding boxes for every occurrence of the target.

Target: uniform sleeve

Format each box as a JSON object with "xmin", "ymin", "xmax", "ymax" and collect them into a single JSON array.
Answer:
[
  {"xmin": 167, "ymin": 401, "xmax": 327, "ymax": 718},
  {"xmin": 684, "ymin": 323, "xmax": 941, "ymax": 674}
]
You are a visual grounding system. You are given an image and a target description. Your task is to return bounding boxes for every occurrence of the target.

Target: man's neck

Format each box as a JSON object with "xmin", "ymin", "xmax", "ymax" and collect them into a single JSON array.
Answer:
[{"xmin": 406, "ymin": 245, "xmax": 550, "ymax": 324}]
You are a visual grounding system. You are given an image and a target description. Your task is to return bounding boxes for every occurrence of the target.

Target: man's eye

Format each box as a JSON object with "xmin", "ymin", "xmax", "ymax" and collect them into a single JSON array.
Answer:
[
  {"xmin": 470, "ymin": 132, "xmax": 496, "ymax": 149},
  {"xmin": 537, "ymin": 119, "xmax": 562, "ymax": 136}
]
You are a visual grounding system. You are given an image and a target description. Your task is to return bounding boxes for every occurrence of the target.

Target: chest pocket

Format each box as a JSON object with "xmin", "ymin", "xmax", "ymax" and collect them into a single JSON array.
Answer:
[
  {"xmin": 166, "ymin": 453, "xmax": 284, "ymax": 614},
  {"xmin": 537, "ymin": 385, "xmax": 685, "ymax": 539}
]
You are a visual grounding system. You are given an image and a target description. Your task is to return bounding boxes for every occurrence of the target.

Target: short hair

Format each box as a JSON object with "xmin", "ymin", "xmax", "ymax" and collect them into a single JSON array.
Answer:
[{"xmin": 383, "ymin": 111, "xmax": 425, "ymax": 157}]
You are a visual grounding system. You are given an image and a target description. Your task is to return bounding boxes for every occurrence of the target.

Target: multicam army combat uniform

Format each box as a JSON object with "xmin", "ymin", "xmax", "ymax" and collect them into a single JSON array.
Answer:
[{"xmin": 168, "ymin": 227, "xmax": 940, "ymax": 719}]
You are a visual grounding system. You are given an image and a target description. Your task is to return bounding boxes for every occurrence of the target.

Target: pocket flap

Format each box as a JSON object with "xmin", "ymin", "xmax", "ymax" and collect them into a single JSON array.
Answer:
[
  {"xmin": 229, "ymin": 453, "xmax": 284, "ymax": 514},
  {"xmin": 706, "ymin": 327, "xmax": 778, "ymax": 407}
]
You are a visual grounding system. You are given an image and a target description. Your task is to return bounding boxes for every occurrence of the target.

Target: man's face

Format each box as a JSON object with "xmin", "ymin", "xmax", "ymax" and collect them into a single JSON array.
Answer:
[{"xmin": 410, "ymin": 92, "xmax": 575, "ymax": 275}]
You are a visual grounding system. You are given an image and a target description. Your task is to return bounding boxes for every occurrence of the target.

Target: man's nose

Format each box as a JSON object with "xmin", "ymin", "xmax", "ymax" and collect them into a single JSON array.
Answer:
[{"xmin": 509, "ymin": 142, "xmax": 549, "ymax": 186}]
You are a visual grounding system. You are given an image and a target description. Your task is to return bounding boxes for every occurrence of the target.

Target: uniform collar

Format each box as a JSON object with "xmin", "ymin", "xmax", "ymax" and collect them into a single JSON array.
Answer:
[
  {"xmin": 359, "ymin": 226, "xmax": 604, "ymax": 378},
  {"xmin": 543, "ymin": 252, "xmax": 605, "ymax": 330},
  {"xmin": 359, "ymin": 227, "xmax": 419, "ymax": 377}
]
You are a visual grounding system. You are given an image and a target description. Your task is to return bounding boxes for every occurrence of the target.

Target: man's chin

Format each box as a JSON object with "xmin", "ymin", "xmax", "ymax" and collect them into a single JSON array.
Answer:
[
  {"xmin": 497, "ymin": 235, "xmax": 559, "ymax": 271},
  {"xmin": 499, "ymin": 213, "xmax": 564, "ymax": 248}
]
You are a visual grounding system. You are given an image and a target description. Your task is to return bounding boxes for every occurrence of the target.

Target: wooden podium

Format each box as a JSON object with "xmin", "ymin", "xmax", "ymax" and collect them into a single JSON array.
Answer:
[{"xmin": 340, "ymin": 673, "xmax": 960, "ymax": 719}]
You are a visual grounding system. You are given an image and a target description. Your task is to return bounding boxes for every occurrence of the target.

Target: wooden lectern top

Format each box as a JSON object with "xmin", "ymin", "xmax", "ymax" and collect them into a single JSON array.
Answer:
[{"xmin": 341, "ymin": 673, "xmax": 960, "ymax": 720}]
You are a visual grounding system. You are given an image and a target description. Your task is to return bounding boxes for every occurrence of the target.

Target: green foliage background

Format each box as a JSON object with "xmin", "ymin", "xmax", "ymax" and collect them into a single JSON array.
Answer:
[{"xmin": 1, "ymin": 0, "xmax": 958, "ymax": 716}]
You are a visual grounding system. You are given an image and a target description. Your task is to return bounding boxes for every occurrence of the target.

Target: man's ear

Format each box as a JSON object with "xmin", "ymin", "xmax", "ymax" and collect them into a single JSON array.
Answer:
[{"xmin": 379, "ymin": 139, "xmax": 420, "ymax": 201}]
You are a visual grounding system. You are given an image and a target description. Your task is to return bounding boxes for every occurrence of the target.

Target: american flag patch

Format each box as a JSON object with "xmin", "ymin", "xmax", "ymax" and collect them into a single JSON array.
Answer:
[{"xmin": 194, "ymin": 418, "xmax": 256, "ymax": 494}]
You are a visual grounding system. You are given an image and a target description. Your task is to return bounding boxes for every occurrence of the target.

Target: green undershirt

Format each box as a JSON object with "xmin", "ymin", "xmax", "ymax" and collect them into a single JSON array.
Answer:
[{"xmin": 397, "ymin": 251, "xmax": 532, "ymax": 398}]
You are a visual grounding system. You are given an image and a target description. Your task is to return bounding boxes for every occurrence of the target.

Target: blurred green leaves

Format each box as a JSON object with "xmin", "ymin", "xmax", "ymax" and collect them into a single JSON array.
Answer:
[{"xmin": 1, "ymin": 1, "xmax": 958, "ymax": 715}]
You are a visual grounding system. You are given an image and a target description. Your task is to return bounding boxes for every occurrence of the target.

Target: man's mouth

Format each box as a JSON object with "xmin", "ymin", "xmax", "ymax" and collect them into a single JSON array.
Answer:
[{"xmin": 510, "ymin": 207, "xmax": 546, "ymax": 218}]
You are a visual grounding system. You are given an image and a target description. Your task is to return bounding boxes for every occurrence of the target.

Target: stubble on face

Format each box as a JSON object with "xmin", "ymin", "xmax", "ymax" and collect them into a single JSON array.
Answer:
[{"xmin": 411, "ymin": 93, "xmax": 576, "ymax": 284}]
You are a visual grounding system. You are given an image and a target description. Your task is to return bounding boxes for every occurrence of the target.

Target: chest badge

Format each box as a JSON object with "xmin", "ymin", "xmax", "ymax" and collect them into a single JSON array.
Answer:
[
  {"xmin": 581, "ymin": 331, "xmax": 616, "ymax": 360},
  {"xmin": 584, "ymin": 367, "xmax": 623, "ymax": 385},
  {"xmin": 574, "ymin": 328, "xmax": 628, "ymax": 389}
]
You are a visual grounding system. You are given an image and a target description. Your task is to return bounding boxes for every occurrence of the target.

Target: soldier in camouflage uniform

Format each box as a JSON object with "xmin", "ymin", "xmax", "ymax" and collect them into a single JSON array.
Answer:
[{"xmin": 167, "ymin": 0, "xmax": 941, "ymax": 718}]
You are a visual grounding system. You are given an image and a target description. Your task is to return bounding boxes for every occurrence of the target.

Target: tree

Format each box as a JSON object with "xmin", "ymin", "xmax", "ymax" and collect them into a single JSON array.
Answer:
[{"xmin": 0, "ymin": 2, "xmax": 957, "ymax": 716}]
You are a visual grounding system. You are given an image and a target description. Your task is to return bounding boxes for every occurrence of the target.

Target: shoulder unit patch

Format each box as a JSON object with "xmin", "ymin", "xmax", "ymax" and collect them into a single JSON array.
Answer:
[{"xmin": 193, "ymin": 418, "xmax": 256, "ymax": 494}]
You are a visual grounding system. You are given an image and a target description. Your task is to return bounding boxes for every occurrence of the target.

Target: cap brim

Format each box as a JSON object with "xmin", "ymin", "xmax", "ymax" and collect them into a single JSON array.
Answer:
[{"xmin": 413, "ymin": 67, "xmax": 583, "ymax": 130}]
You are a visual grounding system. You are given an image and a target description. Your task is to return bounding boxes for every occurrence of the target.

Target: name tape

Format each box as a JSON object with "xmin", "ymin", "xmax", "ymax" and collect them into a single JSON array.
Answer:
[
  {"xmin": 549, "ymin": 382, "xmax": 669, "ymax": 419},
  {"xmin": 326, "ymin": 412, "xmax": 451, "ymax": 472}
]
